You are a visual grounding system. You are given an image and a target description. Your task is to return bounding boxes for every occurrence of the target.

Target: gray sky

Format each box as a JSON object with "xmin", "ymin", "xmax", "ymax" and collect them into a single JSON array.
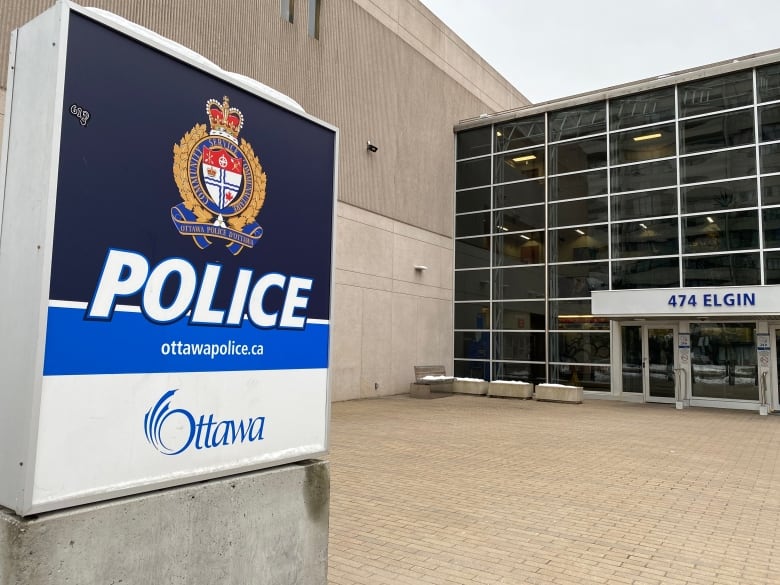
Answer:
[{"xmin": 419, "ymin": 0, "xmax": 780, "ymax": 103}]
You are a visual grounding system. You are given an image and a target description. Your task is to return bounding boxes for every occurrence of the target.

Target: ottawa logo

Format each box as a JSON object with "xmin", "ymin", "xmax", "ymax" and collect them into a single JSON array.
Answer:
[{"xmin": 171, "ymin": 96, "xmax": 266, "ymax": 255}]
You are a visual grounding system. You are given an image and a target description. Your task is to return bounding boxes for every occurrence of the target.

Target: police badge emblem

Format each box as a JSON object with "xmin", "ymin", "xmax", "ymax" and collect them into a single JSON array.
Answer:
[{"xmin": 171, "ymin": 96, "xmax": 266, "ymax": 255}]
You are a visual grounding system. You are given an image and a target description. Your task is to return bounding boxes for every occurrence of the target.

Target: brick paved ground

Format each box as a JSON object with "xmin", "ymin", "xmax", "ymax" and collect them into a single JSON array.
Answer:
[{"xmin": 327, "ymin": 395, "xmax": 780, "ymax": 585}]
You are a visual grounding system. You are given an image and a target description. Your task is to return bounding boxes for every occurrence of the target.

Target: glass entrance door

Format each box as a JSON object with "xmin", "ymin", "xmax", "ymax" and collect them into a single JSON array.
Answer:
[
  {"xmin": 690, "ymin": 323, "xmax": 758, "ymax": 401},
  {"xmin": 621, "ymin": 324, "xmax": 677, "ymax": 403}
]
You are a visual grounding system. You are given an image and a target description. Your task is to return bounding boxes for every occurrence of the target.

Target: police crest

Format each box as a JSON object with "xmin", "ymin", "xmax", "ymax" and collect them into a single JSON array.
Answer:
[{"xmin": 172, "ymin": 96, "xmax": 266, "ymax": 255}]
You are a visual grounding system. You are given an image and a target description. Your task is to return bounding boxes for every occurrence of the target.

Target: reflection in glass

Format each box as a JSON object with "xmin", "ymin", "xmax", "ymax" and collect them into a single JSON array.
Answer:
[
  {"xmin": 611, "ymin": 124, "xmax": 676, "ymax": 165},
  {"xmin": 760, "ymin": 143, "xmax": 780, "ymax": 175},
  {"xmin": 456, "ymin": 158, "xmax": 490, "ymax": 189},
  {"xmin": 612, "ymin": 218, "xmax": 679, "ymax": 258},
  {"xmin": 493, "ymin": 266, "xmax": 545, "ymax": 300},
  {"xmin": 683, "ymin": 253, "xmax": 760, "ymax": 287},
  {"xmin": 550, "ymin": 225, "xmax": 608, "ymax": 262},
  {"xmin": 456, "ymin": 187, "xmax": 490, "ymax": 214},
  {"xmin": 454, "ymin": 360, "xmax": 489, "ymax": 380},
  {"xmin": 762, "ymin": 207, "xmax": 780, "ymax": 248},
  {"xmin": 690, "ymin": 323, "xmax": 757, "ymax": 400},
  {"xmin": 612, "ymin": 258, "xmax": 680, "ymax": 289},
  {"xmin": 549, "ymin": 364, "xmax": 611, "ymax": 391},
  {"xmin": 681, "ymin": 147, "xmax": 756, "ymax": 184},
  {"xmin": 611, "ymin": 159, "xmax": 677, "ymax": 193},
  {"xmin": 456, "ymin": 127, "xmax": 492, "ymax": 159},
  {"xmin": 612, "ymin": 188, "xmax": 677, "ymax": 221},
  {"xmin": 764, "ymin": 175, "xmax": 780, "ymax": 206},
  {"xmin": 494, "ymin": 332, "xmax": 546, "ymax": 361},
  {"xmin": 759, "ymin": 103, "xmax": 780, "ymax": 142},
  {"xmin": 455, "ymin": 211, "xmax": 490, "ymax": 237},
  {"xmin": 549, "ymin": 197, "xmax": 608, "ymax": 228},
  {"xmin": 551, "ymin": 332, "xmax": 611, "ymax": 364},
  {"xmin": 758, "ymin": 63, "xmax": 780, "ymax": 103},
  {"xmin": 494, "ymin": 232, "xmax": 545, "ymax": 266},
  {"xmin": 494, "ymin": 150, "xmax": 545, "ymax": 183},
  {"xmin": 494, "ymin": 180, "xmax": 544, "ymax": 208},
  {"xmin": 550, "ymin": 299, "xmax": 608, "ymax": 331},
  {"xmin": 610, "ymin": 88, "xmax": 676, "ymax": 130},
  {"xmin": 549, "ymin": 103, "xmax": 606, "ymax": 141},
  {"xmin": 455, "ymin": 237, "xmax": 490, "ymax": 269},
  {"xmin": 549, "ymin": 169, "xmax": 608, "ymax": 200},
  {"xmin": 681, "ymin": 179, "xmax": 757, "ymax": 214},
  {"xmin": 454, "ymin": 331, "xmax": 489, "ymax": 360},
  {"xmin": 455, "ymin": 302, "xmax": 490, "ymax": 330},
  {"xmin": 494, "ymin": 300, "xmax": 546, "ymax": 330},
  {"xmin": 684, "ymin": 210, "xmax": 758, "ymax": 253},
  {"xmin": 680, "ymin": 110, "xmax": 754, "ymax": 154},
  {"xmin": 549, "ymin": 262, "xmax": 609, "ymax": 298},
  {"xmin": 678, "ymin": 70, "xmax": 753, "ymax": 118},
  {"xmin": 621, "ymin": 325, "xmax": 642, "ymax": 393},
  {"xmin": 455, "ymin": 269, "xmax": 490, "ymax": 301},
  {"xmin": 548, "ymin": 137, "xmax": 607, "ymax": 175},
  {"xmin": 495, "ymin": 206, "xmax": 545, "ymax": 231},
  {"xmin": 647, "ymin": 328, "xmax": 676, "ymax": 398},
  {"xmin": 765, "ymin": 251, "xmax": 780, "ymax": 283},
  {"xmin": 493, "ymin": 362, "xmax": 546, "ymax": 384},
  {"xmin": 495, "ymin": 116, "xmax": 544, "ymax": 152}
]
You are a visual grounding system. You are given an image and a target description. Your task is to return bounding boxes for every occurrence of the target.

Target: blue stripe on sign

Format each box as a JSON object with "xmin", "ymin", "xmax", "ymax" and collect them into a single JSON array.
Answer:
[{"xmin": 43, "ymin": 306, "xmax": 329, "ymax": 376}]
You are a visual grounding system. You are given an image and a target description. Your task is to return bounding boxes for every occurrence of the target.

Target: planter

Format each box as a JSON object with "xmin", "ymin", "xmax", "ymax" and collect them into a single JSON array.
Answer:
[
  {"xmin": 488, "ymin": 380, "xmax": 534, "ymax": 399},
  {"xmin": 453, "ymin": 378, "xmax": 489, "ymax": 395},
  {"xmin": 534, "ymin": 383, "xmax": 583, "ymax": 404}
]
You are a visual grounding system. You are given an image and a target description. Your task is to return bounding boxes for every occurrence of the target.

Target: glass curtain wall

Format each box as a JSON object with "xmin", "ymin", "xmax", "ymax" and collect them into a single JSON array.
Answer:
[{"xmin": 455, "ymin": 63, "xmax": 780, "ymax": 388}]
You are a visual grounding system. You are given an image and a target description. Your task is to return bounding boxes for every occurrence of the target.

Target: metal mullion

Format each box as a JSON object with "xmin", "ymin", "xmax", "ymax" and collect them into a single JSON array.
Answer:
[
  {"xmin": 544, "ymin": 110, "xmax": 550, "ymax": 383},
  {"xmin": 674, "ymin": 83, "xmax": 684, "ymax": 287}
]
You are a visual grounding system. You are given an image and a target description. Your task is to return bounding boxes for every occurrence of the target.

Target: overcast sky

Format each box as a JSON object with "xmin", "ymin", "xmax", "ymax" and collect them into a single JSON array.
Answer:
[{"xmin": 419, "ymin": 0, "xmax": 780, "ymax": 104}]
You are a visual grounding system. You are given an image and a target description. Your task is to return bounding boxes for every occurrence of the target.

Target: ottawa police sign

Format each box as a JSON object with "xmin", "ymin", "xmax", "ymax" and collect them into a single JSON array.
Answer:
[{"xmin": 0, "ymin": 3, "xmax": 337, "ymax": 515}]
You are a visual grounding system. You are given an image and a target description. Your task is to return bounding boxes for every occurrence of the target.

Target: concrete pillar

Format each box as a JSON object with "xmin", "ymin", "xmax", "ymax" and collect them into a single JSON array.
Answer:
[{"xmin": 0, "ymin": 461, "xmax": 329, "ymax": 585}]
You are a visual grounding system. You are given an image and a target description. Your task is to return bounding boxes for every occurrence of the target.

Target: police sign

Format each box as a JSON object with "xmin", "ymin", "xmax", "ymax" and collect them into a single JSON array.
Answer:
[{"xmin": 0, "ymin": 3, "xmax": 336, "ymax": 515}]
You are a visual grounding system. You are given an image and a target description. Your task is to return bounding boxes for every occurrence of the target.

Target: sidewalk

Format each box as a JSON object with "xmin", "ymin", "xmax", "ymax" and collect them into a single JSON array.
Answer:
[{"xmin": 327, "ymin": 395, "xmax": 780, "ymax": 585}]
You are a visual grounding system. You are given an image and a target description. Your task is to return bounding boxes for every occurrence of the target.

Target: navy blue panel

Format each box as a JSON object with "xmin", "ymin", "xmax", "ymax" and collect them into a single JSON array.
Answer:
[{"xmin": 51, "ymin": 12, "xmax": 335, "ymax": 320}]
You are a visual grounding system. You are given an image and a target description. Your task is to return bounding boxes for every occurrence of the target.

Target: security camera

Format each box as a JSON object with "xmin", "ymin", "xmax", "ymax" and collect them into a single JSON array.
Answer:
[{"xmin": 366, "ymin": 141, "xmax": 378, "ymax": 153}]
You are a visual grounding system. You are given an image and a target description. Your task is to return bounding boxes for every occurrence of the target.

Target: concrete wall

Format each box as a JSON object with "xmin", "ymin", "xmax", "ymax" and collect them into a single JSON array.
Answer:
[
  {"xmin": 332, "ymin": 202, "xmax": 453, "ymax": 401},
  {"xmin": 0, "ymin": 461, "xmax": 329, "ymax": 585}
]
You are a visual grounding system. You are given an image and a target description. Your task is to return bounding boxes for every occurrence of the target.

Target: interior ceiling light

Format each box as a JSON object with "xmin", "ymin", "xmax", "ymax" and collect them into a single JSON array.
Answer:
[
  {"xmin": 496, "ymin": 131, "xmax": 502, "ymax": 137},
  {"xmin": 575, "ymin": 228, "xmax": 585, "ymax": 235},
  {"xmin": 633, "ymin": 132, "xmax": 662, "ymax": 142},
  {"xmin": 639, "ymin": 223, "xmax": 648, "ymax": 229},
  {"xmin": 706, "ymin": 216, "xmax": 714, "ymax": 223},
  {"xmin": 520, "ymin": 234, "xmax": 531, "ymax": 240},
  {"xmin": 511, "ymin": 154, "xmax": 537, "ymax": 163}
]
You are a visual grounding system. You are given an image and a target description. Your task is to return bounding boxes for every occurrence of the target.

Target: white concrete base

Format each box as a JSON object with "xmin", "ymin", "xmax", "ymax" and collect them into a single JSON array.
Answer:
[
  {"xmin": 0, "ymin": 461, "xmax": 329, "ymax": 585},
  {"xmin": 488, "ymin": 381, "xmax": 534, "ymax": 399},
  {"xmin": 453, "ymin": 378, "xmax": 489, "ymax": 395},
  {"xmin": 535, "ymin": 384, "xmax": 583, "ymax": 404}
]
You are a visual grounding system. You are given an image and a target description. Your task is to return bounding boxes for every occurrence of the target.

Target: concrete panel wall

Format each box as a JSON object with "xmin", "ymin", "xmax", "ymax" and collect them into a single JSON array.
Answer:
[
  {"xmin": 331, "ymin": 202, "xmax": 453, "ymax": 401},
  {"xmin": 0, "ymin": 461, "xmax": 329, "ymax": 585}
]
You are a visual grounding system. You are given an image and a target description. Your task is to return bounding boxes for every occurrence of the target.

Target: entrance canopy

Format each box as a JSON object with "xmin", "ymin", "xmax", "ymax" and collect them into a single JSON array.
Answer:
[{"xmin": 591, "ymin": 285, "xmax": 780, "ymax": 318}]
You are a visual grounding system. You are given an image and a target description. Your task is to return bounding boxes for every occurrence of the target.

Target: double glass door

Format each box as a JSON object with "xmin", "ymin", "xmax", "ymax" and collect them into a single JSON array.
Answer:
[{"xmin": 621, "ymin": 324, "xmax": 677, "ymax": 402}]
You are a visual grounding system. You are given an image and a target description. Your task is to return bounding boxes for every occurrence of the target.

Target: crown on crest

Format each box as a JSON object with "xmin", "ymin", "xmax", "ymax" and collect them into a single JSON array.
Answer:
[{"xmin": 206, "ymin": 96, "xmax": 244, "ymax": 143}]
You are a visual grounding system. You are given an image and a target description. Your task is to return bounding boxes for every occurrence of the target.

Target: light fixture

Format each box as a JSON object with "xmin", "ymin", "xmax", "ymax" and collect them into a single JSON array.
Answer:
[
  {"xmin": 496, "ymin": 130, "xmax": 503, "ymax": 137},
  {"xmin": 633, "ymin": 132, "xmax": 662, "ymax": 142},
  {"xmin": 496, "ymin": 225, "xmax": 509, "ymax": 232},
  {"xmin": 414, "ymin": 265, "xmax": 428, "ymax": 271},
  {"xmin": 639, "ymin": 223, "xmax": 648, "ymax": 230},
  {"xmin": 575, "ymin": 228, "xmax": 585, "ymax": 235},
  {"xmin": 366, "ymin": 141, "xmax": 378, "ymax": 153},
  {"xmin": 511, "ymin": 154, "xmax": 537, "ymax": 163},
  {"xmin": 520, "ymin": 234, "xmax": 531, "ymax": 240},
  {"xmin": 706, "ymin": 216, "xmax": 714, "ymax": 223}
]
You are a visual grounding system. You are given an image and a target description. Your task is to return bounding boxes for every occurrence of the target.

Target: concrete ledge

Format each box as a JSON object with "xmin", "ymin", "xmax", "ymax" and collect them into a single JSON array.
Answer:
[
  {"xmin": 410, "ymin": 382, "xmax": 453, "ymax": 398},
  {"xmin": 488, "ymin": 380, "xmax": 534, "ymax": 399},
  {"xmin": 0, "ymin": 461, "xmax": 329, "ymax": 585},
  {"xmin": 535, "ymin": 384, "xmax": 583, "ymax": 404},
  {"xmin": 453, "ymin": 378, "xmax": 489, "ymax": 395}
]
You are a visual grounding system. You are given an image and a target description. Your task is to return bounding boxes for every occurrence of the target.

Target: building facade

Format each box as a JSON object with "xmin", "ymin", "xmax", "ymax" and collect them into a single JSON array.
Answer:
[
  {"xmin": 454, "ymin": 52, "xmax": 780, "ymax": 412},
  {"xmin": 0, "ymin": 0, "xmax": 528, "ymax": 401}
]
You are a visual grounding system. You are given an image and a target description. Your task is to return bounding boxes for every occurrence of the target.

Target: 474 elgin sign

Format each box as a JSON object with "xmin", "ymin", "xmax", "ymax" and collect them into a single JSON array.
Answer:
[{"xmin": 171, "ymin": 96, "xmax": 266, "ymax": 255}]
